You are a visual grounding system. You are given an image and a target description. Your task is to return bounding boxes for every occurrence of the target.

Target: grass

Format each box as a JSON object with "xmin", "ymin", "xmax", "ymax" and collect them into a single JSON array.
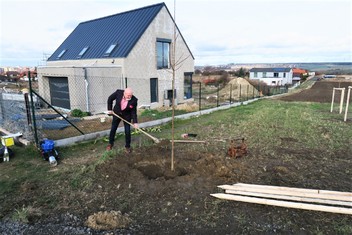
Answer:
[
  {"xmin": 139, "ymin": 109, "xmax": 188, "ymax": 120},
  {"xmin": 296, "ymin": 79, "xmax": 315, "ymax": 90},
  {"xmin": 143, "ymin": 99, "xmax": 351, "ymax": 156},
  {"xmin": 0, "ymin": 145, "xmax": 45, "ymax": 195}
]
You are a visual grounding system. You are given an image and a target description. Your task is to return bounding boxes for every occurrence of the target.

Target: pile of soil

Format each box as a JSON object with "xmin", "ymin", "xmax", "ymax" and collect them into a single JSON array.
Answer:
[
  {"xmin": 86, "ymin": 211, "xmax": 131, "ymax": 230},
  {"xmin": 219, "ymin": 77, "xmax": 258, "ymax": 99}
]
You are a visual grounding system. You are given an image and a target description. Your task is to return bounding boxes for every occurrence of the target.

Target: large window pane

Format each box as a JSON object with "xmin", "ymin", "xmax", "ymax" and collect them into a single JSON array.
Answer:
[
  {"xmin": 157, "ymin": 40, "xmax": 170, "ymax": 69},
  {"xmin": 163, "ymin": 43, "xmax": 169, "ymax": 68},
  {"xmin": 184, "ymin": 72, "xmax": 193, "ymax": 99},
  {"xmin": 157, "ymin": 42, "xmax": 163, "ymax": 69}
]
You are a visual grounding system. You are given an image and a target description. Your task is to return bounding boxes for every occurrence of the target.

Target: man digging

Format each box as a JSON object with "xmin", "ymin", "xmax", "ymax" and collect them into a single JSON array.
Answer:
[{"xmin": 107, "ymin": 87, "xmax": 138, "ymax": 153}]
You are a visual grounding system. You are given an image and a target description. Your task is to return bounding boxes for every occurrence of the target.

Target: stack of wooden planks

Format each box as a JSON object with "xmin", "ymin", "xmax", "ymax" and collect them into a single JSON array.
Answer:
[{"xmin": 211, "ymin": 183, "xmax": 352, "ymax": 215}]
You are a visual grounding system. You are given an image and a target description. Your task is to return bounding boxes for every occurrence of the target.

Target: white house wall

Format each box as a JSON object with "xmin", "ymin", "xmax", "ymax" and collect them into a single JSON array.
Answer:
[
  {"xmin": 124, "ymin": 6, "xmax": 194, "ymax": 108},
  {"xmin": 249, "ymin": 71, "xmax": 293, "ymax": 86}
]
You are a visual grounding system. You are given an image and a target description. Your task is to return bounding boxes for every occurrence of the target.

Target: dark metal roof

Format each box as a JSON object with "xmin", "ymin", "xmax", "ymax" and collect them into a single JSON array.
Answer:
[
  {"xmin": 48, "ymin": 2, "xmax": 194, "ymax": 61},
  {"xmin": 249, "ymin": 68, "xmax": 292, "ymax": 72}
]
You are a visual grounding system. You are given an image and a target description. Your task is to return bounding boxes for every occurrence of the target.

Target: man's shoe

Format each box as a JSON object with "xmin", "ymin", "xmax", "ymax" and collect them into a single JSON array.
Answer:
[
  {"xmin": 125, "ymin": 147, "xmax": 132, "ymax": 154},
  {"xmin": 106, "ymin": 144, "xmax": 113, "ymax": 151}
]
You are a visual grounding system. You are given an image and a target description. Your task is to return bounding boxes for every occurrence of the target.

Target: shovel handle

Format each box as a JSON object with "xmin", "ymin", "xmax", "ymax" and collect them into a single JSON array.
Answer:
[{"xmin": 111, "ymin": 112, "xmax": 160, "ymax": 143}]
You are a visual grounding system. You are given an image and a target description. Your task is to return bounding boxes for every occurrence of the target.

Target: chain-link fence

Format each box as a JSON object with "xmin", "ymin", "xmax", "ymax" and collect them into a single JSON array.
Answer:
[
  {"xmin": 193, "ymin": 80, "xmax": 288, "ymax": 110},
  {"xmin": 0, "ymin": 74, "xmax": 289, "ymax": 146},
  {"xmin": 0, "ymin": 86, "xmax": 37, "ymax": 141}
]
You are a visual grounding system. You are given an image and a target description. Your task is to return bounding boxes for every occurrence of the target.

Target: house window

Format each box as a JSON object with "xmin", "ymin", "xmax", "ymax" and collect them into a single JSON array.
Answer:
[
  {"xmin": 263, "ymin": 72, "xmax": 267, "ymax": 78},
  {"xmin": 150, "ymin": 78, "xmax": 158, "ymax": 103},
  {"xmin": 77, "ymin": 47, "xmax": 89, "ymax": 58},
  {"xmin": 157, "ymin": 38, "xmax": 171, "ymax": 69},
  {"xmin": 274, "ymin": 72, "xmax": 279, "ymax": 78},
  {"xmin": 184, "ymin": 72, "xmax": 193, "ymax": 99},
  {"xmin": 254, "ymin": 72, "xmax": 257, "ymax": 78},
  {"xmin": 104, "ymin": 44, "xmax": 117, "ymax": 57},
  {"xmin": 57, "ymin": 49, "xmax": 67, "ymax": 59},
  {"xmin": 283, "ymin": 73, "xmax": 286, "ymax": 78}
]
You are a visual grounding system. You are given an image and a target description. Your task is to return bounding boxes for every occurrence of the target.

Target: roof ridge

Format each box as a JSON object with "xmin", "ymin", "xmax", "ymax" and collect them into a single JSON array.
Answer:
[{"xmin": 80, "ymin": 2, "xmax": 165, "ymax": 25}]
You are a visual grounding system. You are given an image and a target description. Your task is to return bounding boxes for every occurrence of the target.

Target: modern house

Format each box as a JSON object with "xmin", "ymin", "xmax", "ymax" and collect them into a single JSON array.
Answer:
[
  {"xmin": 37, "ymin": 2, "xmax": 194, "ymax": 114},
  {"xmin": 249, "ymin": 68, "xmax": 293, "ymax": 86}
]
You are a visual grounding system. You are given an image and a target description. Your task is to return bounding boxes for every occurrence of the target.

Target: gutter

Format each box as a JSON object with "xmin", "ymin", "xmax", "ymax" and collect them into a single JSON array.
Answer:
[{"xmin": 37, "ymin": 65, "xmax": 122, "ymax": 68}]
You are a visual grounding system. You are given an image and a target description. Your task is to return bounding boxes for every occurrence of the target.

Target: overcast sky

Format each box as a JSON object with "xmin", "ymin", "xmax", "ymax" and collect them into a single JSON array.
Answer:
[{"xmin": 0, "ymin": 0, "xmax": 351, "ymax": 67}]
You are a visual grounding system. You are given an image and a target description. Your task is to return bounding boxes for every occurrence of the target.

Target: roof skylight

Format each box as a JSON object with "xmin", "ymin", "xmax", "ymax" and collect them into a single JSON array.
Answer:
[
  {"xmin": 57, "ymin": 49, "xmax": 67, "ymax": 59},
  {"xmin": 104, "ymin": 44, "xmax": 117, "ymax": 56},
  {"xmin": 77, "ymin": 47, "xmax": 89, "ymax": 58}
]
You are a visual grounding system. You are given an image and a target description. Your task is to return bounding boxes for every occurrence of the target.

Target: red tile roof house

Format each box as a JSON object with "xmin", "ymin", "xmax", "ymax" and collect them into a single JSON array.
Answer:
[
  {"xmin": 37, "ymin": 3, "xmax": 194, "ymax": 114},
  {"xmin": 292, "ymin": 68, "xmax": 308, "ymax": 85}
]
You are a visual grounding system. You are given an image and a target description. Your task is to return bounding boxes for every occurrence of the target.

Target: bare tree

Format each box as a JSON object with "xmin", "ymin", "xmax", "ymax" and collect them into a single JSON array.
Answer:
[{"xmin": 169, "ymin": 0, "xmax": 191, "ymax": 171}]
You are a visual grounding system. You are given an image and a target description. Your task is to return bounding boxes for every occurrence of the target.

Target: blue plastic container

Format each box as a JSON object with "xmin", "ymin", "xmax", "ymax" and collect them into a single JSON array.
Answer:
[{"xmin": 41, "ymin": 139, "xmax": 55, "ymax": 153}]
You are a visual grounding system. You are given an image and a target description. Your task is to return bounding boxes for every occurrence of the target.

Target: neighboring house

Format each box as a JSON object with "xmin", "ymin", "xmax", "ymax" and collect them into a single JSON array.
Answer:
[
  {"xmin": 37, "ymin": 3, "xmax": 194, "ymax": 114},
  {"xmin": 4, "ymin": 71, "xmax": 20, "ymax": 82},
  {"xmin": 249, "ymin": 68, "xmax": 293, "ymax": 86},
  {"xmin": 292, "ymin": 68, "xmax": 307, "ymax": 85}
]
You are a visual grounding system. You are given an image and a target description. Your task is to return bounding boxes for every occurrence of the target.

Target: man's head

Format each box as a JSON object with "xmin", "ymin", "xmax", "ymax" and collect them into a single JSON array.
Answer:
[{"xmin": 124, "ymin": 88, "xmax": 133, "ymax": 101}]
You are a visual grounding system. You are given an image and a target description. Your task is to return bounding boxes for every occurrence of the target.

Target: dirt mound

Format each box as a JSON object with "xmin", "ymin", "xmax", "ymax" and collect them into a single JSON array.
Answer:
[
  {"xmin": 86, "ymin": 211, "xmax": 131, "ymax": 230},
  {"xmin": 219, "ymin": 77, "xmax": 258, "ymax": 99},
  {"xmin": 175, "ymin": 102, "xmax": 199, "ymax": 112}
]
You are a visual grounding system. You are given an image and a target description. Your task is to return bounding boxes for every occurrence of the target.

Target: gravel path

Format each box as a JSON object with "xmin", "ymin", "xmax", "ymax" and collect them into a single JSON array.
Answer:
[{"xmin": 0, "ymin": 213, "xmax": 94, "ymax": 235}]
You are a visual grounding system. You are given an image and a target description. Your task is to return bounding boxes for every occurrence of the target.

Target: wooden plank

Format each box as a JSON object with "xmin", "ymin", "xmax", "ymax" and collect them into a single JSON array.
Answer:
[
  {"xmin": 234, "ymin": 183, "xmax": 352, "ymax": 197},
  {"xmin": 1, "ymin": 132, "xmax": 22, "ymax": 138},
  {"xmin": 0, "ymin": 128, "xmax": 30, "ymax": 146},
  {"xmin": 210, "ymin": 193, "xmax": 352, "ymax": 215},
  {"xmin": 225, "ymin": 190, "xmax": 352, "ymax": 207},
  {"xmin": 218, "ymin": 185, "xmax": 352, "ymax": 202}
]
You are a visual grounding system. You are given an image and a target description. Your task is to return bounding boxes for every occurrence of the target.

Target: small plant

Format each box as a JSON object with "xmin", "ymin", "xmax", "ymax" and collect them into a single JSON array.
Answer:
[
  {"xmin": 12, "ymin": 206, "xmax": 29, "ymax": 223},
  {"xmin": 71, "ymin": 109, "xmax": 89, "ymax": 117},
  {"xmin": 131, "ymin": 126, "xmax": 161, "ymax": 135}
]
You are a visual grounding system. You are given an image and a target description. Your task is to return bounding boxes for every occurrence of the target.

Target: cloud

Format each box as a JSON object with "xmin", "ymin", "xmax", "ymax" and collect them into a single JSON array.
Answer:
[{"xmin": 0, "ymin": 0, "xmax": 351, "ymax": 66}]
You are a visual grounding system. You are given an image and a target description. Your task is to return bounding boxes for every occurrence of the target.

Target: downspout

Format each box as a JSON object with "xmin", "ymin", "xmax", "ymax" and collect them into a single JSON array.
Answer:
[
  {"xmin": 121, "ymin": 74, "xmax": 124, "ymax": 88},
  {"xmin": 83, "ymin": 67, "xmax": 89, "ymax": 113}
]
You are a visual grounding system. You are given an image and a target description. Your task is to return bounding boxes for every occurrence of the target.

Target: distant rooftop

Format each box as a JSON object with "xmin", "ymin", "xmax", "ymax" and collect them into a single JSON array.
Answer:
[{"xmin": 249, "ymin": 68, "xmax": 292, "ymax": 72}]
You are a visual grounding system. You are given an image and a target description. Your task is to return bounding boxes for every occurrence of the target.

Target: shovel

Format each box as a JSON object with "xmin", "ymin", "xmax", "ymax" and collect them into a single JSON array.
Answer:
[{"xmin": 111, "ymin": 112, "xmax": 160, "ymax": 144}]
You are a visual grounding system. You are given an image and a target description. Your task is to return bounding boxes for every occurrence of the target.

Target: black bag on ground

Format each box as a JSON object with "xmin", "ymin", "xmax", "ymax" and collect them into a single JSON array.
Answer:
[{"xmin": 0, "ymin": 146, "xmax": 14, "ymax": 162}]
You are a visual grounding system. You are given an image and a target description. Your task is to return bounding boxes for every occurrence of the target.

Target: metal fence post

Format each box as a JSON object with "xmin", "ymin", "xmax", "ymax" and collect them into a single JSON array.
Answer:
[
  {"xmin": 216, "ymin": 84, "xmax": 219, "ymax": 107},
  {"xmin": 24, "ymin": 91, "xmax": 31, "ymax": 125},
  {"xmin": 199, "ymin": 82, "xmax": 201, "ymax": 111},
  {"xmin": 247, "ymin": 85, "xmax": 249, "ymax": 101},
  {"xmin": 239, "ymin": 84, "xmax": 242, "ymax": 102},
  {"xmin": 28, "ymin": 71, "xmax": 39, "ymax": 147}
]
